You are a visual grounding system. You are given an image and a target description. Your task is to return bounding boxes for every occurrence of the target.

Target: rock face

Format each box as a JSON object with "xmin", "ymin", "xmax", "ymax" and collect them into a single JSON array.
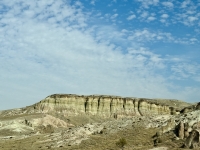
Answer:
[
  {"xmin": 184, "ymin": 129, "xmax": 200, "ymax": 148},
  {"xmin": 32, "ymin": 94, "xmax": 174, "ymax": 117}
]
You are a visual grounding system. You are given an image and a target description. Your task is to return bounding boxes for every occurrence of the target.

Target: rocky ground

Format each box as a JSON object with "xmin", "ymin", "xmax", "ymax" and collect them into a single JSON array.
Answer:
[{"xmin": 0, "ymin": 94, "xmax": 199, "ymax": 150}]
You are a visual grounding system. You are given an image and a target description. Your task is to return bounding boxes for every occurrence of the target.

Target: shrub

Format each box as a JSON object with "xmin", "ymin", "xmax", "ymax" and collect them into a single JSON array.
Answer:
[{"xmin": 116, "ymin": 138, "xmax": 127, "ymax": 150}]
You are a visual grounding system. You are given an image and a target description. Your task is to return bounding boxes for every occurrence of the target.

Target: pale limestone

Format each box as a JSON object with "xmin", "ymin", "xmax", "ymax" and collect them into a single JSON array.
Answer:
[{"xmin": 33, "ymin": 94, "xmax": 174, "ymax": 117}]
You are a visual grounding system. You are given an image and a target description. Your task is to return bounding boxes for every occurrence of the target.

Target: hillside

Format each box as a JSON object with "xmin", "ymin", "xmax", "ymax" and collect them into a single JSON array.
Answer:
[{"xmin": 0, "ymin": 94, "xmax": 199, "ymax": 150}]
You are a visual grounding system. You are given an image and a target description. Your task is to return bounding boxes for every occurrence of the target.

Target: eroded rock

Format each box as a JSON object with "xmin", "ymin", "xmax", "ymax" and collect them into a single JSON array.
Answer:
[
  {"xmin": 184, "ymin": 129, "xmax": 200, "ymax": 149},
  {"xmin": 178, "ymin": 121, "xmax": 184, "ymax": 139},
  {"xmin": 32, "ymin": 94, "xmax": 175, "ymax": 117}
]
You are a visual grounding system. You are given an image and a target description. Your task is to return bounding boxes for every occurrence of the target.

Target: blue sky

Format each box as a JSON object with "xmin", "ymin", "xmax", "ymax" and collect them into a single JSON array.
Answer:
[{"xmin": 0, "ymin": 0, "xmax": 200, "ymax": 110}]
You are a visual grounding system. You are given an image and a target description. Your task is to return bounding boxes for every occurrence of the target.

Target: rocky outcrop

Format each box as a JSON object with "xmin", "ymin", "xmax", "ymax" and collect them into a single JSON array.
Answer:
[
  {"xmin": 175, "ymin": 121, "xmax": 191, "ymax": 140},
  {"xmin": 32, "ymin": 94, "xmax": 175, "ymax": 117},
  {"xmin": 184, "ymin": 129, "xmax": 200, "ymax": 149},
  {"xmin": 180, "ymin": 102, "xmax": 200, "ymax": 114},
  {"xmin": 161, "ymin": 118, "xmax": 176, "ymax": 134}
]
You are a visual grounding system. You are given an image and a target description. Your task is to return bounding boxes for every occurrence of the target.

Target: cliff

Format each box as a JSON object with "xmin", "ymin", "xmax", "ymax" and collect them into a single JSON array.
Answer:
[{"xmin": 32, "ymin": 94, "xmax": 177, "ymax": 117}]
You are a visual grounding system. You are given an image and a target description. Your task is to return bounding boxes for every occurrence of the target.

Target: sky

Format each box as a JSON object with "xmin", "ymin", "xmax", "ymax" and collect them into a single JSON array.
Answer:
[{"xmin": 0, "ymin": 0, "xmax": 200, "ymax": 110}]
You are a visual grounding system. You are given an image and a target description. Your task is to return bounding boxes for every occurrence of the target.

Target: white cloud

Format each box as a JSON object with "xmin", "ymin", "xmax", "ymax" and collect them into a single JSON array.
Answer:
[
  {"xmin": 147, "ymin": 16, "xmax": 156, "ymax": 21},
  {"xmin": 135, "ymin": 0, "xmax": 199, "ymax": 27},
  {"xmin": 140, "ymin": 11, "xmax": 149, "ymax": 18},
  {"xmin": 190, "ymin": 38, "xmax": 198, "ymax": 44},
  {"xmin": 90, "ymin": 0, "xmax": 96, "ymax": 5},
  {"xmin": 127, "ymin": 14, "xmax": 136, "ymax": 20},
  {"xmin": 160, "ymin": 14, "xmax": 169, "ymax": 24},
  {"xmin": 110, "ymin": 13, "xmax": 118, "ymax": 19},
  {"xmin": 176, "ymin": 12, "xmax": 199, "ymax": 26},
  {"xmin": 159, "ymin": 19, "xmax": 167, "ymax": 25},
  {"xmin": 171, "ymin": 63, "xmax": 200, "ymax": 81},
  {"xmin": 126, "ymin": 29, "xmax": 198, "ymax": 45},
  {"xmin": 181, "ymin": 0, "xmax": 191, "ymax": 8},
  {"xmin": 128, "ymin": 29, "xmax": 158, "ymax": 42},
  {"xmin": 137, "ymin": 0, "xmax": 159, "ymax": 8},
  {"xmin": 162, "ymin": 2, "xmax": 174, "ymax": 8},
  {"xmin": 161, "ymin": 14, "xmax": 169, "ymax": 18},
  {"xmin": 186, "ymin": 10, "xmax": 196, "ymax": 15},
  {"xmin": 188, "ymin": 16, "xmax": 198, "ymax": 22}
]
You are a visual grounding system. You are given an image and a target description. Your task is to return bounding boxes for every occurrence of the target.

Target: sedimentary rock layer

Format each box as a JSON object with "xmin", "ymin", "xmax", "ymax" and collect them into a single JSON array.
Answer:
[{"xmin": 33, "ymin": 94, "xmax": 174, "ymax": 117}]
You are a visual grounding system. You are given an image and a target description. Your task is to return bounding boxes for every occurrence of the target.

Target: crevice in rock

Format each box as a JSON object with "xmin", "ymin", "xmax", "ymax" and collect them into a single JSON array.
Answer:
[
  {"xmin": 110, "ymin": 99, "xmax": 113, "ymax": 117},
  {"xmin": 110, "ymin": 99, "xmax": 112, "ymax": 113},
  {"xmin": 138, "ymin": 100, "xmax": 143, "ymax": 116},
  {"xmin": 97, "ymin": 98, "xmax": 100, "ymax": 112},
  {"xmin": 84, "ymin": 98, "xmax": 88, "ymax": 113},
  {"xmin": 123, "ymin": 99, "xmax": 125, "ymax": 111}
]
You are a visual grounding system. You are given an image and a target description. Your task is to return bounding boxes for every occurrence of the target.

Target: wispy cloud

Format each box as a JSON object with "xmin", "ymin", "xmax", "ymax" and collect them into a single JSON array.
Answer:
[
  {"xmin": 161, "ymin": 14, "xmax": 169, "ymax": 18},
  {"xmin": 127, "ymin": 14, "xmax": 136, "ymax": 20},
  {"xmin": 132, "ymin": 0, "xmax": 200, "ymax": 27},
  {"xmin": 140, "ymin": 11, "xmax": 149, "ymax": 18},
  {"xmin": 91, "ymin": 0, "xmax": 96, "ymax": 5},
  {"xmin": 162, "ymin": 2, "xmax": 174, "ymax": 8},
  {"xmin": 111, "ymin": 13, "xmax": 118, "ymax": 19},
  {"xmin": 137, "ymin": 0, "xmax": 159, "ymax": 8},
  {"xmin": 125, "ymin": 29, "xmax": 198, "ymax": 45},
  {"xmin": 181, "ymin": 0, "xmax": 191, "ymax": 8},
  {"xmin": 176, "ymin": 13, "xmax": 199, "ymax": 26},
  {"xmin": 171, "ymin": 63, "xmax": 200, "ymax": 81},
  {"xmin": 147, "ymin": 16, "xmax": 156, "ymax": 21}
]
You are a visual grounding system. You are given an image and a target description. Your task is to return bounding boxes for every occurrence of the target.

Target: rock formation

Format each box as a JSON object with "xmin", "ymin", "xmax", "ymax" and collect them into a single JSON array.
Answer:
[
  {"xmin": 180, "ymin": 102, "xmax": 200, "ymax": 114},
  {"xmin": 161, "ymin": 118, "xmax": 176, "ymax": 134},
  {"xmin": 184, "ymin": 129, "xmax": 200, "ymax": 148},
  {"xmin": 178, "ymin": 121, "xmax": 185, "ymax": 139},
  {"xmin": 32, "ymin": 94, "xmax": 175, "ymax": 117},
  {"xmin": 1, "ymin": 93, "xmax": 199, "ymax": 150}
]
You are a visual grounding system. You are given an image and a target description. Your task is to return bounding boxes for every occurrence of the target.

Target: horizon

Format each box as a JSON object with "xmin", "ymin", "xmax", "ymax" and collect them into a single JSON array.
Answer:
[{"xmin": 0, "ymin": 0, "xmax": 200, "ymax": 110}]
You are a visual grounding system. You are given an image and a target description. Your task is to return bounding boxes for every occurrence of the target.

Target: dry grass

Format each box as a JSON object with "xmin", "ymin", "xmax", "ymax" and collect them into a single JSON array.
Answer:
[{"xmin": 0, "ymin": 124, "xmax": 191, "ymax": 150}]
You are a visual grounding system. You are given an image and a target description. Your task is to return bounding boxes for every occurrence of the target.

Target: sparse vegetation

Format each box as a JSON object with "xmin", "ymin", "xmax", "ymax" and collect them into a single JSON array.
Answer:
[
  {"xmin": 116, "ymin": 138, "xmax": 127, "ymax": 150},
  {"xmin": 0, "ymin": 94, "xmax": 199, "ymax": 150}
]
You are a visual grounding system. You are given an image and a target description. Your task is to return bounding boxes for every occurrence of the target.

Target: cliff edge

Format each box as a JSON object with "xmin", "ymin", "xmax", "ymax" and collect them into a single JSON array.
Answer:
[{"xmin": 31, "ymin": 94, "xmax": 190, "ymax": 117}]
